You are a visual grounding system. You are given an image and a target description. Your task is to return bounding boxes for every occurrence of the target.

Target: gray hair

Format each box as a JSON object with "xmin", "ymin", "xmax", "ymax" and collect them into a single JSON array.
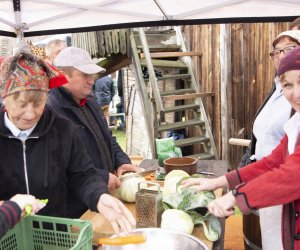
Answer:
[{"xmin": 45, "ymin": 39, "xmax": 67, "ymax": 56}]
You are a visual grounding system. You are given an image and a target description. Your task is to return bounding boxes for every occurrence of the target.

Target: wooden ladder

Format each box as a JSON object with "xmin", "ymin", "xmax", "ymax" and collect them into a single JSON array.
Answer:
[{"xmin": 130, "ymin": 27, "xmax": 219, "ymax": 160}]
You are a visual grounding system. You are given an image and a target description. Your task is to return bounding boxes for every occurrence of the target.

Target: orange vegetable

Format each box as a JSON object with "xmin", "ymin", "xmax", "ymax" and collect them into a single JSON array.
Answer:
[
  {"xmin": 98, "ymin": 234, "xmax": 146, "ymax": 245},
  {"xmin": 145, "ymin": 173, "xmax": 155, "ymax": 181}
]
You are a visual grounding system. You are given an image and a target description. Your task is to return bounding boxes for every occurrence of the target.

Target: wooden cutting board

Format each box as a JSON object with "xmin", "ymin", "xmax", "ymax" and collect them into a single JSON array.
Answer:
[{"xmin": 80, "ymin": 188, "xmax": 222, "ymax": 249}]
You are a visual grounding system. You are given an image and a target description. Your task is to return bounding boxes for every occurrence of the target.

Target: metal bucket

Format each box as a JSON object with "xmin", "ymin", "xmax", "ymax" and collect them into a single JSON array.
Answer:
[{"xmin": 101, "ymin": 228, "xmax": 209, "ymax": 250}]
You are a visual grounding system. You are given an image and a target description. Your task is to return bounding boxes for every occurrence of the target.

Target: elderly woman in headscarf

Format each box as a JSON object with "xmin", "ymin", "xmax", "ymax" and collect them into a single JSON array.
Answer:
[
  {"xmin": 0, "ymin": 52, "xmax": 135, "ymax": 234},
  {"xmin": 182, "ymin": 46, "xmax": 300, "ymax": 250}
]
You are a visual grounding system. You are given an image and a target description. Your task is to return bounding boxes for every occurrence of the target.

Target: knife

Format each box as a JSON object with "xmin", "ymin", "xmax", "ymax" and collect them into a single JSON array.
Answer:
[{"xmin": 119, "ymin": 169, "xmax": 156, "ymax": 182}]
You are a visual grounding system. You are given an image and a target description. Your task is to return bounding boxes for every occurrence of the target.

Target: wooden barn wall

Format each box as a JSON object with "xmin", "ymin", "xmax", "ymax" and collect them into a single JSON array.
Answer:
[{"xmin": 182, "ymin": 22, "xmax": 290, "ymax": 168}]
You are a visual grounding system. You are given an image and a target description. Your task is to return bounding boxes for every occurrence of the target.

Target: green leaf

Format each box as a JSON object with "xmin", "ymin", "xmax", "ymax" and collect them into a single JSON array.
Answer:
[
  {"xmin": 24, "ymin": 205, "xmax": 32, "ymax": 216},
  {"xmin": 177, "ymin": 191, "xmax": 192, "ymax": 210},
  {"xmin": 24, "ymin": 199, "xmax": 49, "ymax": 217},
  {"xmin": 201, "ymin": 215, "xmax": 222, "ymax": 242},
  {"xmin": 39, "ymin": 199, "xmax": 49, "ymax": 205},
  {"xmin": 162, "ymin": 192, "xmax": 183, "ymax": 209},
  {"xmin": 187, "ymin": 210, "xmax": 205, "ymax": 225}
]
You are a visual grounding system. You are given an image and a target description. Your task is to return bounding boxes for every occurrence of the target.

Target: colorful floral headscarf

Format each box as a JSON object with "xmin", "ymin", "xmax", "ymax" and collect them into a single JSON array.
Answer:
[{"xmin": 0, "ymin": 52, "xmax": 67, "ymax": 99}]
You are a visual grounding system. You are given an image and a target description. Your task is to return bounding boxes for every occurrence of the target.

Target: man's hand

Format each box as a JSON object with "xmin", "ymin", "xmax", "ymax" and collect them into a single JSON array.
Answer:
[
  {"xmin": 108, "ymin": 173, "xmax": 121, "ymax": 190},
  {"xmin": 116, "ymin": 164, "xmax": 143, "ymax": 177},
  {"xmin": 97, "ymin": 194, "xmax": 136, "ymax": 234},
  {"xmin": 207, "ymin": 192, "xmax": 236, "ymax": 217}
]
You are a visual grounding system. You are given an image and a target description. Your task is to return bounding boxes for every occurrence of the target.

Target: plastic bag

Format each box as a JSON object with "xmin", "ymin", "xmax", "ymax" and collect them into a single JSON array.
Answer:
[{"xmin": 156, "ymin": 138, "xmax": 182, "ymax": 167}]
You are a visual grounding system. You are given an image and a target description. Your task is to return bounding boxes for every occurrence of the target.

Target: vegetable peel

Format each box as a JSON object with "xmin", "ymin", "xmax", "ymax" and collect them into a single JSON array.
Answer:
[
  {"xmin": 98, "ymin": 234, "xmax": 146, "ymax": 245},
  {"xmin": 24, "ymin": 199, "xmax": 48, "ymax": 216}
]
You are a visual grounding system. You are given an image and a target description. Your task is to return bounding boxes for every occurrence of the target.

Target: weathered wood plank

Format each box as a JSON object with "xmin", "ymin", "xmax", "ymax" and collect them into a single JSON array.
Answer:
[
  {"xmin": 161, "ymin": 92, "xmax": 215, "ymax": 101},
  {"xmin": 137, "ymin": 44, "xmax": 181, "ymax": 52},
  {"xmin": 140, "ymin": 59, "xmax": 187, "ymax": 68},
  {"xmin": 158, "ymin": 119, "xmax": 205, "ymax": 132},
  {"xmin": 144, "ymin": 74, "xmax": 191, "ymax": 81},
  {"xmin": 160, "ymin": 88, "xmax": 195, "ymax": 96},
  {"xmin": 174, "ymin": 136, "xmax": 210, "ymax": 147},
  {"xmin": 220, "ymin": 24, "xmax": 231, "ymax": 161},
  {"xmin": 119, "ymin": 29, "xmax": 127, "ymax": 55},
  {"xmin": 140, "ymin": 51, "xmax": 202, "ymax": 58},
  {"xmin": 104, "ymin": 30, "xmax": 113, "ymax": 55},
  {"xmin": 111, "ymin": 29, "xmax": 119, "ymax": 54},
  {"xmin": 163, "ymin": 103, "xmax": 199, "ymax": 113}
]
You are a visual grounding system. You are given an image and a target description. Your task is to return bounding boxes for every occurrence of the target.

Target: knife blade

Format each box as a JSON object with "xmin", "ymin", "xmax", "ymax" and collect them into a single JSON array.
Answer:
[{"xmin": 119, "ymin": 169, "xmax": 156, "ymax": 182}]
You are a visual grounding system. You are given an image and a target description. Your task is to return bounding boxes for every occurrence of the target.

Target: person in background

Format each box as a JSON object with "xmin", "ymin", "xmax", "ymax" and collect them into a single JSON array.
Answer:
[
  {"xmin": 116, "ymin": 69, "xmax": 125, "ymax": 130},
  {"xmin": 48, "ymin": 47, "xmax": 142, "ymax": 218},
  {"xmin": 0, "ymin": 56, "xmax": 4, "ymax": 104},
  {"xmin": 93, "ymin": 75, "xmax": 115, "ymax": 125},
  {"xmin": 0, "ymin": 194, "xmax": 41, "ymax": 238},
  {"xmin": 182, "ymin": 45, "xmax": 300, "ymax": 250},
  {"xmin": 0, "ymin": 52, "xmax": 135, "ymax": 234},
  {"xmin": 45, "ymin": 39, "xmax": 67, "ymax": 65},
  {"xmin": 237, "ymin": 30, "xmax": 300, "ymax": 250},
  {"xmin": 290, "ymin": 17, "xmax": 300, "ymax": 30}
]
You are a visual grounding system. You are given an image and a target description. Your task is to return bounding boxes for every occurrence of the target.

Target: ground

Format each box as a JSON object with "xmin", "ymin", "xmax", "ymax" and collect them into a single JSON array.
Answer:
[
  {"xmin": 112, "ymin": 127, "xmax": 245, "ymax": 250},
  {"xmin": 224, "ymin": 215, "xmax": 244, "ymax": 250}
]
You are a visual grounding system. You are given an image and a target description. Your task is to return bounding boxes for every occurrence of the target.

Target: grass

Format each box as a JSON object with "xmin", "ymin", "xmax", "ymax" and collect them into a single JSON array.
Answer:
[{"xmin": 111, "ymin": 126, "xmax": 126, "ymax": 151}]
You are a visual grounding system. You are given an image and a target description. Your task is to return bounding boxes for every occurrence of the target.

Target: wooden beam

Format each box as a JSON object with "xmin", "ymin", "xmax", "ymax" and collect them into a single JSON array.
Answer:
[
  {"xmin": 98, "ymin": 54, "xmax": 130, "ymax": 76},
  {"xmin": 220, "ymin": 24, "xmax": 232, "ymax": 161},
  {"xmin": 157, "ymin": 92, "xmax": 214, "ymax": 101},
  {"xmin": 140, "ymin": 58, "xmax": 187, "ymax": 68},
  {"xmin": 140, "ymin": 51, "xmax": 202, "ymax": 59},
  {"xmin": 229, "ymin": 138, "xmax": 251, "ymax": 147}
]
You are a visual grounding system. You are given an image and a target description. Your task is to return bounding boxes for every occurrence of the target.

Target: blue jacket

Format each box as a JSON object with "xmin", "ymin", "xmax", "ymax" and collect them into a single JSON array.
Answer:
[{"xmin": 93, "ymin": 76, "xmax": 115, "ymax": 106}]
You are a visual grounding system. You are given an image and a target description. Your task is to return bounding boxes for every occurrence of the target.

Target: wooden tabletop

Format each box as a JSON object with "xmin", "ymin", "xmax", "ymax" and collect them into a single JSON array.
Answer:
[{"xmin": 80, "ymin": 159, "xmax": 229, "ymax": 250}]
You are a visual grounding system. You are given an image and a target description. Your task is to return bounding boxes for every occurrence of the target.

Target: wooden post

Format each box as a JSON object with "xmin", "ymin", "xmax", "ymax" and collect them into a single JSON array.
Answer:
[{"xmin": 220, "ymin": 24, "xmax": 232, "ymax": 160}]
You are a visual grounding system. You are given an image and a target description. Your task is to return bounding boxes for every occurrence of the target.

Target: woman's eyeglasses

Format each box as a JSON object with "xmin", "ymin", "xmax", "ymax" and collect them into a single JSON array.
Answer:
[{"xmin": 270, "ymin": 46, "xmax": 296, "ymax": 59}]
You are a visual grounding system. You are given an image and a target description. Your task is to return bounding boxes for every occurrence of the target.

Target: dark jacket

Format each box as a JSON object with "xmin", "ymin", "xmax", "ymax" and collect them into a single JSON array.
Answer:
[
  {"xmin": 47, "ymin": 87, "xmax": 131, "ymax": 217},
  {"xmin": 93, "ymin": 76, "xmax": 115, "ymax": 106},
  {"xmin": 0, "ymin": 105, "xmax": 108, "ymax": 218},
  {"xmin": 0, "ymin": 201, "xmax": 21, "ymax": 238}
]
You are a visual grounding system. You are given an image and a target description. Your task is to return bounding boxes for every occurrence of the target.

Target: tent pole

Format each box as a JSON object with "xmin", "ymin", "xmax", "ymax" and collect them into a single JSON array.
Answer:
[
  {"xmin": 153, "ymin": 0, "xmax": 169, "ymax": 20},
  {"xmin": 13, "ymin": 0, "xmax": 24, "ymax": 40}
]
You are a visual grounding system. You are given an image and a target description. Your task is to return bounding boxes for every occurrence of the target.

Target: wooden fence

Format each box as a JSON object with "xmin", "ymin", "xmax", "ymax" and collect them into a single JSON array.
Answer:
[{"xmin": 182, "ymin": 21, "xmax": 290, "ymax": 168}]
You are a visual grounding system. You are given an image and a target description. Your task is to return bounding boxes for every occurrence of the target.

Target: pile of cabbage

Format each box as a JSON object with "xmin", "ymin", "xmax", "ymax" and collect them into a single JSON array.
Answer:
[{"xmin": 161, "ymin": 170, "xmax": 221, "ymax": 242}]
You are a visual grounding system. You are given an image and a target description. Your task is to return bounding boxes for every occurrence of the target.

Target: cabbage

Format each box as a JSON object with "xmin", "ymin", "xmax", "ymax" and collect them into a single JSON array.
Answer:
[
  {"xmin": 189, "ymin": 211, "xmax": 221, "ymax": 242},
  {"xmin": 162, "ymin": 174, "xmax": 221, "ymax": 242},
  {"xmin": 119, "ymin": 174, "xmax": 146, "ymax": 202},
  {"xmin": 163, "ymin": 170, "xmax": 190, "ymax": 197},
  {"xmin": 161, "ymin": 209, "xmax": 194, "ymax": 235},
  {"xmin": 164, "ymin": 170, "xmax": 190, "ymax": 182}
]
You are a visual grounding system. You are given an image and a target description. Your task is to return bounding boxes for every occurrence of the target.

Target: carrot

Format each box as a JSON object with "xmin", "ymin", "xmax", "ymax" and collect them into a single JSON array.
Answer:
[
  {"xmin": 145, "ymin": 173, "xmax": 155, "ymax": 181},
  {"xmin": 98, "ymin": 234, "xmax": 146, "ymax": 245}
]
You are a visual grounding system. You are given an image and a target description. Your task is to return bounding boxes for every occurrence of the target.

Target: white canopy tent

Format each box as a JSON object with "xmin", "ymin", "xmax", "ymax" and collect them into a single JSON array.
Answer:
[{"xmin": 0, "ymin": 0, "xmax": 299, "ymax": 38}]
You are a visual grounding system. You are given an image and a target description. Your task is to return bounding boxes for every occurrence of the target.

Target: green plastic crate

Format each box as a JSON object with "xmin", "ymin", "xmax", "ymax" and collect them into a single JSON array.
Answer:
[{"xmin": 0, "ymin": 215, "xmax": 92, "ymax": 250}]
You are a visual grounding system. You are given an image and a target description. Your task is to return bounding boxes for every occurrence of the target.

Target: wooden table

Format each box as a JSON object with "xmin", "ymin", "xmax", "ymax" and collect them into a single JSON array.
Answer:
[{"xmin": 80, "ymin": 159, "xmax": 229, "ymax": 250}]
